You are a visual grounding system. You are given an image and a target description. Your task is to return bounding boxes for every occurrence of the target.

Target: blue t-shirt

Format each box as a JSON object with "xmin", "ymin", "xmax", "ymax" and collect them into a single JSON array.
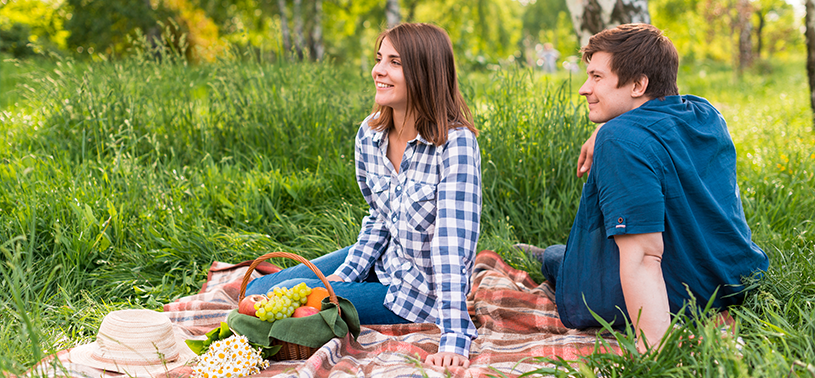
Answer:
[{"xmin": 556, "ymin": 95, "xmax": 769, "ymax": 329}]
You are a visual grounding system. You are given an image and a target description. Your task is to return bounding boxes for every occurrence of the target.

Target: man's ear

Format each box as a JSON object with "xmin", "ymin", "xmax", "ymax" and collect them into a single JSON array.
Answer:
[{"xmin": 631, "ymin": 75, "xmax": 649, "ymax": 98}]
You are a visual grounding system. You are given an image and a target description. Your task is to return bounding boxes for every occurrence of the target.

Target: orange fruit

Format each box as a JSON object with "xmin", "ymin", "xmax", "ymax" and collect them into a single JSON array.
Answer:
[{"xmin": 306, "ymin": 287, "xmax": 330, "ymax": 310}]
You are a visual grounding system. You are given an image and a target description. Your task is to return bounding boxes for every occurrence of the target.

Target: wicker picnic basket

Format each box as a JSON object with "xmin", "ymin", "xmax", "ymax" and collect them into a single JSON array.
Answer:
[{"xmin": 237, "ymin": 251, "xmax": 341, "ymax": 361}]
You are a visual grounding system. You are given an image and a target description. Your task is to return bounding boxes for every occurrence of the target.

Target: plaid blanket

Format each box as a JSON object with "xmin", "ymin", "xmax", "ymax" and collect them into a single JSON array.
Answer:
[{"xmin": 42, "ymin": 250, "xmax": 618, "ymax": 377}]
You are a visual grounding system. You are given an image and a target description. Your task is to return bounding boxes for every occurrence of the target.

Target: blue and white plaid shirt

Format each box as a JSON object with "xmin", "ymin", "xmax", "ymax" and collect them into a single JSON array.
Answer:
[{"xmin": 334, "ymin": 115, "xmax": 481, "ymax": 357}]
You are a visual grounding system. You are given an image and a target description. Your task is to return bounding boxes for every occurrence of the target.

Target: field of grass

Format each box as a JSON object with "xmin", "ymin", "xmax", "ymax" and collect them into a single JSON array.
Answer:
[{"xmin": 1, "ymin": 46, "xmax": 813, "ymax": 377}]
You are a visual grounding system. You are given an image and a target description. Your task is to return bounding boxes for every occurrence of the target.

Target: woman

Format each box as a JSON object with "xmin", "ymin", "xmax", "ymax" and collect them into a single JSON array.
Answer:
[{"xmin": 246, "ymin": 23, "xmax": 481, "ymax": 368}]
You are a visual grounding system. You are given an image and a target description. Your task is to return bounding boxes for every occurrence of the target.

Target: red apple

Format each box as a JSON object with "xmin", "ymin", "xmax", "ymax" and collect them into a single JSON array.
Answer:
[
  {"xmin": 238, "ymin": 294, "xmax": 266, "ymax": 317},
  {"xmin": 292, "ymin": 305, "xmax": 319, "ymax": 318}
]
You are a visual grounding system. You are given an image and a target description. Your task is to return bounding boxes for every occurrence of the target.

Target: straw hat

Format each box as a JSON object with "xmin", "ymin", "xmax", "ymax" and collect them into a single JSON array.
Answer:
[{"xmin": 65, "ymin": 309, "xmax": 197, "ymax": 376}]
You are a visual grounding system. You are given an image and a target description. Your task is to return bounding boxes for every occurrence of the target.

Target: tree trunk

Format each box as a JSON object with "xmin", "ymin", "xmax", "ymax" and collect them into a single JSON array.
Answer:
[
  {"xmin": 385, "ymin": 0, "xmax": 401, "ymax": 28},
  {"xmin": 755, "ymin": 10, "xmax": 765, "ymax": 59},
  {"xmin": 312, "ymin": 0, "xmax": 324, "ymax": 60},
  {"xmin": 566, "ymin": 0, "xmax": 650, "ymax": 47},
  {"xmin": 406, "ymin": 0, "xmax": 419, "ymax": 22},
  {"xmin": 278, "ymin": 0, "xmax": 291, "ymax": 53},
  {"xmin": 805, "ymin": 0, "xmax": 815, "ymax": 128},
  {"xmin": 292, "ymin": 0, "xmax": 305, "ymax": 59},
  {"xmin": 143, "ymin": 0, "xmax": 161, "ymax": 46},
  {"xmin": 737, "ymin": 0, "xmax": 753, "ymax": 72}
]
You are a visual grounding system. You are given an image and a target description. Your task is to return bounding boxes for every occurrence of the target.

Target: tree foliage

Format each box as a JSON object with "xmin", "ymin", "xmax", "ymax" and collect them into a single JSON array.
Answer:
[
  {"xmin": 63, "ymin": 0, "xmax": 221, "ymax": 61},
  {"xmin": 650, "ymin": 0, "xmax": 803, "ymax": 65},
  {"xmin": 520, "ymin": 0, "xmax": 580, "ymax": 68},
  {"xmin": 567, "ymin": 0, "xmax": 650, "ymax": 46},
  {"xmin": 0, "ymin": 0, "xmax": 68, "ymax": 56},
  {"xmin": 64, "ymin": 0, "xmax": 160, "ymax": 55},
  {"xmin": 0, "ymin": 0, "xmax": 806, "ymax": 70}
]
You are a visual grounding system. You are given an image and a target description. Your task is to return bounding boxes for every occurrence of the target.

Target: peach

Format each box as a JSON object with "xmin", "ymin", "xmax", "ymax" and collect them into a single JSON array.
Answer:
[{"xmin": 292, "ymin": 305, "xmax": 320, "ymax": 318}]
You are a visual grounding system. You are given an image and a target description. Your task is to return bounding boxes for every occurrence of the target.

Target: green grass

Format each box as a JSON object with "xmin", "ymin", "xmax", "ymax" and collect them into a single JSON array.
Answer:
[{"xmin": 1, "ymin": 46, "xmax": 814, "ymax": 376}]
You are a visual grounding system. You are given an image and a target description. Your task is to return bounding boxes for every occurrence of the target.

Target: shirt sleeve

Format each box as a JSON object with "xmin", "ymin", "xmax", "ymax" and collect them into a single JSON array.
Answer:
[
  {"xmin": 593, "ymin": 130, "xmax": 665, "ymax": 237},
  {"xmin": 431, "ymin": 130, "xmax": 481, "ymax": 357},
  {"xmin": 333, "ymin": 127, "xmax": 390, "ymax": 282}
]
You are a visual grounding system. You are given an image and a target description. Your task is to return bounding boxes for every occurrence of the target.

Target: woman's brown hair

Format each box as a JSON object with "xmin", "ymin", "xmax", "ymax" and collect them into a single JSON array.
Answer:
[{"xmin": 368, "ymin": 23, "xmax": 477, "ymax": 146}]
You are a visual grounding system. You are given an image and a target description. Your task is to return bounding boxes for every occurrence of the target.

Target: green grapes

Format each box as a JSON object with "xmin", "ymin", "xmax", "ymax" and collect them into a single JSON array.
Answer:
[{"xmin": 253, "ymin": 282, "xmax": 313, "ymax": 323}]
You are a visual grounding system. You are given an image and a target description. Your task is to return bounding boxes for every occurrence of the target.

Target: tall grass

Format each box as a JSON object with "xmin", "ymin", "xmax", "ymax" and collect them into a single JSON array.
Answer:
[{"xmin": 0, "ymin": 46, "xmax": 813, "ymax": 376}]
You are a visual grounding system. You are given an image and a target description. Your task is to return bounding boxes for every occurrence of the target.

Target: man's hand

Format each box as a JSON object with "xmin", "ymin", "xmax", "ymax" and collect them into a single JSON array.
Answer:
[
  {"xmin": 614, "ymin": 232, "xmax": 671, "ymax": 353},
  {"xmin": 426, "ymin": 351, "xmax": 470, "ymax": 368},
  {"xmin": 325, "ymin": 274, "xmax": 344, "ymax": 282},
  {"xmin": 577, "ymin": 124, "xmax": 603, "ymax": 177}
]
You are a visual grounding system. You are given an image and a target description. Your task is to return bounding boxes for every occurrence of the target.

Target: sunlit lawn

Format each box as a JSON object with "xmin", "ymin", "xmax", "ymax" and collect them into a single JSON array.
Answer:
[{"xmin": 0, "ymin": 50, "xmax": 813, "ymax": 376}]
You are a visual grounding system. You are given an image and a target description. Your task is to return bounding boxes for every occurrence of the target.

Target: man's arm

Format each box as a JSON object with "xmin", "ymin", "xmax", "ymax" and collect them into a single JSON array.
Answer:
[
  {"xmin": 576, "ymin": 123, "xmax": 603, "ymax": 177},
  {"xmin": 614, "ymin": 232, "xmax": 671, "ymax": 353}
]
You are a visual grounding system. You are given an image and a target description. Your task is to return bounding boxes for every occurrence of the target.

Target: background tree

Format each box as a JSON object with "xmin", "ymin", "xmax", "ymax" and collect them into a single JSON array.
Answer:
[
  {"xmin": 163, "ymin": 0, "xmax": 222, "ymax": 61},
  {"xmin": 313, "ymin": 0, "xmax": 324, "ymax": 60},
  {"xmin": 293, "ymin": 0, "xmax": 305, "ymax": 58},
  {"xmin": 519, "ymin": 0, "xmax": 578, "ymax": 68},
  {"xmin": 63, "ymin": 0, "xmax": 220, "ymax": 60},
  {"xmin": 404, "ymin": 0, "xmax": 523, "ymax": 67},
  {"xmin": 566, "ymin": 0, "xmax": 650, "ymax": 46},
  {"xmin": 64, "ymin": 0, "xmax": 159, "ymax": 55},
  {"xmin": 806, "ymin": 0, "xmax": 815, "ymax": 127},
  {"xmin": 0, "ymin": 0, "xmax": 68, "ymax": 57},
  {"xmin": 279, "ymin": 0, "xmax": 292, "ymax": 52},
  {"xmin": 385, "ymin": 0, "xmax": 400, "ymax": 28},
  {"xmin": 737, "ymin": 0, "xmax": 753, "ymax": 71},
  {"xmin": 2, "ymin": 0, "xmax": 805, "ymax": 75},
  {"xmin": 650, "ymin": 0, "xmax": 801, "ymax": 65}
]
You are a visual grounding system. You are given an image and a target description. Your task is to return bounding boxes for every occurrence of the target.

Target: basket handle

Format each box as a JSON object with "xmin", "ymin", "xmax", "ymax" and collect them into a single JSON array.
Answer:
[{"xmin": 238, "ymin": 252, "xmax": 341, "ymax": 317}]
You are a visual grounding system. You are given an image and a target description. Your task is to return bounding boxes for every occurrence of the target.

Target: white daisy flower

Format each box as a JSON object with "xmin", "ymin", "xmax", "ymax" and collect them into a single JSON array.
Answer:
[{"xmin": 193, "ymin": 335, "xmax": 270, "ymax": 378}]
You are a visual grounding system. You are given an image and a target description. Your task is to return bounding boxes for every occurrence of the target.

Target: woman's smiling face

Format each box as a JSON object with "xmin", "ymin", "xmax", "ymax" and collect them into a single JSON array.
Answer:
[{"xmin": 372, "ymin": 37, "xmax": 408, "ymax": 113}]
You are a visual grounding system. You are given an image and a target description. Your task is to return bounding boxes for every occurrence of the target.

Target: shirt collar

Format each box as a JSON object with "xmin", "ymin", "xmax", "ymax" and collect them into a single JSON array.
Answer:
[
  {"xmin": 372, "ymin": 129, "xmax": 385, "ymax": 146},
  {"xmin": 372, "ymin": 128, "xmax": 433, "ymax": 147}
]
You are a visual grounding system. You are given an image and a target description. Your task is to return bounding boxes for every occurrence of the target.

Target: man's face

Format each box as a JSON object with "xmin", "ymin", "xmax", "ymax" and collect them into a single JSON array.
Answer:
[{"xmin": 578, "ymin": 51, "xmax": 643, "ymax": 124}]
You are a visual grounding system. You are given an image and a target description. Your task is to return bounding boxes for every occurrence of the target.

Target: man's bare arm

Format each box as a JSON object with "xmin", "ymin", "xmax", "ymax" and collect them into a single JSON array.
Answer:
[{"xmin": 614, "ymin": 232, "xmax": 671, "ymax": 352}]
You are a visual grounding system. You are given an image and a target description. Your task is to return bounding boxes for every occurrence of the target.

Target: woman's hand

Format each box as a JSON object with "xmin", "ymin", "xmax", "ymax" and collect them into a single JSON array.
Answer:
[
  {"xmin": 325, "ymin": 274, "xmax": 344, "ymax": 282},
  {"xmin": 577, "ymin": 123, "xmax": 603, "ymax": 178},
  {"xmin": 426, "ymin": 351, "xmax": 470, "ymax": 368}
]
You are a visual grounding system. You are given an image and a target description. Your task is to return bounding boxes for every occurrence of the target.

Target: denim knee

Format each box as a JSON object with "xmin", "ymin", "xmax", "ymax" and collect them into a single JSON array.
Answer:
[{"xmin": 541, "ymin": 244, "xmax": 566, "ymax": 287}]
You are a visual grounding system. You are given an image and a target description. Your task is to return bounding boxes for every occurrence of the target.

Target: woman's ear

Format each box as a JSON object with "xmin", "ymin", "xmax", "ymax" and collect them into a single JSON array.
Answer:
[{"xmin": 631, "ymin": 75, "xmax": 649, "ymax": 98}]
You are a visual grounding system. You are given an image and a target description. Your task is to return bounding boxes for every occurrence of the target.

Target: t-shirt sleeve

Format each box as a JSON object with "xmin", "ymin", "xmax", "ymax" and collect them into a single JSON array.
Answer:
[{"xmin": 593, "ymin": 135, "xmax": 665, "ymax": 237}]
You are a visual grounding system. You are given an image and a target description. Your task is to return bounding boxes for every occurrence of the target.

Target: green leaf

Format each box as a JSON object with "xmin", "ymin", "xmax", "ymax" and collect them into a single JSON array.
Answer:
[
  {"xmin": 186, "ymin": 322, "xmax": 234, "ymax": 356},
  {"xmin": 216, "ymin": 322, "xmax": 233, "ymax": 339},
  {"xmin": 185, "ymin": 339, "xmax": 208, "ymax": 355}
]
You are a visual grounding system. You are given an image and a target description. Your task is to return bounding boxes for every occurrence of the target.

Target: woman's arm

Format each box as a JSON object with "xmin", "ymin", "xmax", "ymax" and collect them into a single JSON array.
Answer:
[
  {"xmin": 332, "ymin": 125, "xmax": 390, "ymax": 282},
  {"xmin": 426, "ymin": 129, "xmax": 481, "ymax": 367},
  {"xmin": 577, "ymin": 123, "xmax": 603, "ymax": 177}
]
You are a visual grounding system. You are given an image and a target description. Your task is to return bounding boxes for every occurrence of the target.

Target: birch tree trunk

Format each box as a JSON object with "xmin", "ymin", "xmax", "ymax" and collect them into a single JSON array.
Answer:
[
  {"xmin": 277, "ymin": 0, "xmax": 291, "ymax": 53},
  {"xmin": 566, "ymin": 0, "xmax": 650, "ymax": 47},
  {"xmin": 292, "ymin": 0, "xmax": 306, "ymax": 59},
  {"xmin": 805, "ymin": 0, "xmax": 815, "ymax": 128},
  {"xmin": 143, "ymin": 0, "xmax": 161, "ymax": 46},
  {"xmin": 312, "ymin": 0, "xmax": 324, "ymax": 60},
  {"xmin": 737, "ymin": 0, "xmax": 753, "ymax": 72},
  {"xmin": 385, "ymin": 0, "xmax": 401, "ymax": 28}
]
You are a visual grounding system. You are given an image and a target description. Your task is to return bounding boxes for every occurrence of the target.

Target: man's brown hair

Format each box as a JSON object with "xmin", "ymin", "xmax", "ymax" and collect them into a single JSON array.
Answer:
[
  {"xmin": 581, "ymin": 23, "xmax": 679, "ymax": 99},
  {"xmin": 369, "ymin": 23, "xmax": 476, "ymax": 145}
]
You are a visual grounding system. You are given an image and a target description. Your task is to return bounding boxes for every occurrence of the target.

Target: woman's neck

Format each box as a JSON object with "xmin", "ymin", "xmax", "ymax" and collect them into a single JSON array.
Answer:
[{"xmin": 391, "ymin": 108, "xmax": 417, "ymax": 143}]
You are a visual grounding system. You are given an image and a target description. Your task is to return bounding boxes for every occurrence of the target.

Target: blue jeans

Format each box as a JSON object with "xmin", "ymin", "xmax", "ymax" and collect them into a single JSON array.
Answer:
[
  {"xmin": 245, "ymin": 246, "xmax": 409, "ymax": 325},
  {"xmin": 541, "ymin": 244, "xmax": 566, "ymax": 288}
]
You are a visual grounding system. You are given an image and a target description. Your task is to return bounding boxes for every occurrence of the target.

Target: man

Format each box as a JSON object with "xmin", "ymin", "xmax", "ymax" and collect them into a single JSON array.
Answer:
[{"xmin": 520, "ymin": 24, "xmax": 769, "ymax": 352}]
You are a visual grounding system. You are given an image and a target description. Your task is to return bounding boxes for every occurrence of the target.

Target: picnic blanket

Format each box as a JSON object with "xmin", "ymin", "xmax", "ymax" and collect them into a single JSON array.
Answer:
[{"xmin": 38, "ymin": 250, "xmax": 618, "ymax": 378}]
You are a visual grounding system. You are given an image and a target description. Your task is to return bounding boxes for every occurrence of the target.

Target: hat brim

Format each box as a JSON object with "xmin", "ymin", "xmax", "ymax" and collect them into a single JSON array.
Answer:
[{"xmin": 63, "ymin": 325, "xmax": 199, "ymax": 377}]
